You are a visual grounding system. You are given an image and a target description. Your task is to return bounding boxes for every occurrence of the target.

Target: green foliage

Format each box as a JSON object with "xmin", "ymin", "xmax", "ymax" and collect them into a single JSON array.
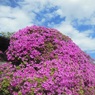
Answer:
[
  {"xmin": 0, "ymin": 31, "xmax": 14, "ymax": 38},
  {"xmin": 50, "ymin": 67, "xmax": 57, "ymax": 75},
  {"xmin": 18, "ymin": 91, "xmax": 22, "ymax": 95},
  {"xmin": 78, "ymin": 87, "xmax": 85, "ymax": 95},
  {"xmin": 0, "ymin": 78, "xmax": 10, "ymax": 95}
]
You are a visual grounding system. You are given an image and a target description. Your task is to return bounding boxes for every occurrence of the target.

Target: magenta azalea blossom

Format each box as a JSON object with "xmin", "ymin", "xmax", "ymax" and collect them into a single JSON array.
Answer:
[{"xmin": 0, "ymin": 25, "xmax": 95, "ymax": 95}]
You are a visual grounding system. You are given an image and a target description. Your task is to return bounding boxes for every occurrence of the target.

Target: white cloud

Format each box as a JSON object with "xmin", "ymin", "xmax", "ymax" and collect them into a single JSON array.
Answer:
[
  {"xmin": 0, "ymin": 5, "xmax": 34, "ymax": 32},
  {"xmin": 50, "ymin": 0, "xmax": 95, "ymax": 20},
  {"xmin": 18, "ymin": 0, "xmax": 49, "ymax": 13},
  {"xmin": 1, "ymin": 0, "xmax": 95, "ymax": 30},
  {"xmin": 54, "ymin": 21, "xmax": 95, "ymax": 52}
]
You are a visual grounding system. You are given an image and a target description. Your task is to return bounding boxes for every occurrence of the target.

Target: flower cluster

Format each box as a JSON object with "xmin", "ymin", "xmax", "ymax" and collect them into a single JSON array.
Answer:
[
  {"xmin": 6, "ymin": 26, "xmax": 71, "ymax": 65},
  {"xmin": 0, "ymin": 26, "xmax": 95, "ymax": 95}
]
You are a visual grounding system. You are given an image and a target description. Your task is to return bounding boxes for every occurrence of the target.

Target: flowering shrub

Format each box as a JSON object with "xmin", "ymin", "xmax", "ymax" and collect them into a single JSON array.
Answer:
[
  {"xmin": 0, "ymin": 26, "xmax": 95, "ymax": 95},
  {"xmin": 6, "ymin": 26, "xmax": 71, "ymax": 65}
]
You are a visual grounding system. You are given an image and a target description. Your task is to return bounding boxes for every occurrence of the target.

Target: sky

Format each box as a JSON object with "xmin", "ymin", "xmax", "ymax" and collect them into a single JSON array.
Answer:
[{"xmin": 0, "ymin": 0, "xmax": 95, "ymax": 59}]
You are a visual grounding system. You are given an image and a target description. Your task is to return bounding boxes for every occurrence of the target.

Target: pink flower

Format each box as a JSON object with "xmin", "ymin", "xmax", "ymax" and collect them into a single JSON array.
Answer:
[{"xmin": 0, "ymin": 26, "xmax": 95, "ymax": 95}]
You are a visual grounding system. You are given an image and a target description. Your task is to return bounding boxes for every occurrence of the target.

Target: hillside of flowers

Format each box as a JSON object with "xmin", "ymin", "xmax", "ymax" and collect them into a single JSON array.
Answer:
[{"xmin": 0, "ymin": 25, "xmax": 95, "ymax": 95}]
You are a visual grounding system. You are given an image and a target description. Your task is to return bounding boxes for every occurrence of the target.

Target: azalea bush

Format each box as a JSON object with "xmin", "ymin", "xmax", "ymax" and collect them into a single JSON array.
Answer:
[{"xmin": 0, "ymin": 26, "xmax": 95, "ymax": 95}]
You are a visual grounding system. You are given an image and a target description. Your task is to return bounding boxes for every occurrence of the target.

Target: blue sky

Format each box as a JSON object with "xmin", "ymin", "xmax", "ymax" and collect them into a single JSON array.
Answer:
[{"xmin": 0, "ymin": 0, "xmax": 95, "ymax": 59}]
